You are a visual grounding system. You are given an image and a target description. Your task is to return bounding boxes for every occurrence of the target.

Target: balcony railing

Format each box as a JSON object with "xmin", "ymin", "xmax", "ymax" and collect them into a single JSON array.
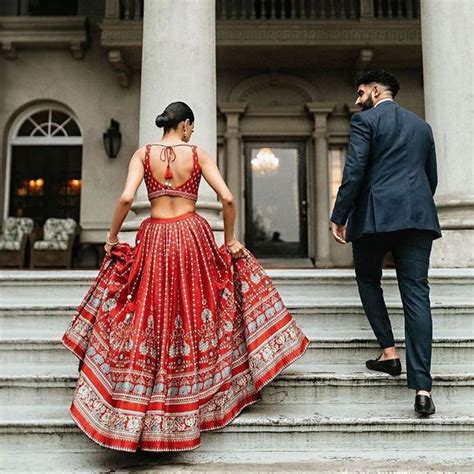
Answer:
[
  {"xmin": 217, "ymin": 0, "xmax": 360, "ymax": 20},
  {"xmin": 116, "ymin": 0, "xmax": 143, "ymax": 20},
  {"xmin": 217, "ymin": 0, "xmax": 419, "ymax": 20},
  {"xmin": 105, "ymin": 0, "xmax": 419, "ymax": 22}
]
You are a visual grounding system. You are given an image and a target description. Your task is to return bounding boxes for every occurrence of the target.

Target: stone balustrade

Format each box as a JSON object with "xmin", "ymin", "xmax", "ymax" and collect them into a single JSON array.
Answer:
[{"xmin": 102, "ymin": 0, "xmax": 420, "ymax": 22}]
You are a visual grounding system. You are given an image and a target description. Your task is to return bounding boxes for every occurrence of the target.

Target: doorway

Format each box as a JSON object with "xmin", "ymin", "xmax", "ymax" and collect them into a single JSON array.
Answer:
[
  {"xmin": 9, "ymin": 145, "xmax": 82, "ymax": 224},
  {"xmin": 244, "ymin": 141, "xmax": 308, "ymax": 257}
]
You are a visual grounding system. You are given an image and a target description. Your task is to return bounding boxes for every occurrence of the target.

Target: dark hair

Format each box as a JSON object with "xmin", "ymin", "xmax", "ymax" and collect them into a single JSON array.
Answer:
[
  {"xmin": 356, "ymin": 69, "xmax": 400, "ymax": 98},
  {"xmin": 155, "ymin": 101, "xmax": 195, "ymax": 131}
]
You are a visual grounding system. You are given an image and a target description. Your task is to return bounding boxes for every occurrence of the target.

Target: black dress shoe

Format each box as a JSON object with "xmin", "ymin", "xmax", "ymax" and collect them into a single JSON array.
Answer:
[
  {"xmin": 415, "ymin": 395, "xmax": 436, "ymax": 416},
  {"xmin": 366, "ymin": 355, "xmax": 402, "ymax": 376}
]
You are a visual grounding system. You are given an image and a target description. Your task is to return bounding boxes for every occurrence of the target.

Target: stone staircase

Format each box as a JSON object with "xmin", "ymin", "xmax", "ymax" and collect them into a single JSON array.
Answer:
[{"xmin": 0, "ymin": 269, "xmax": 473, "ymax": 471}]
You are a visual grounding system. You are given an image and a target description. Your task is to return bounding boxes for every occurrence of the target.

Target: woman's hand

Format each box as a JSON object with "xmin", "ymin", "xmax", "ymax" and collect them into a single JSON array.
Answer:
[
  {"xmin": 104, "ymin": 235, "xmax": 119, "ymax": 256},
  {"xmin": 226, "ymin": 239, "xmax": 245, "ymax": 258},
  {"xmin": 104, "ymin": 242, "xmax": 115, "ymax": 256}
]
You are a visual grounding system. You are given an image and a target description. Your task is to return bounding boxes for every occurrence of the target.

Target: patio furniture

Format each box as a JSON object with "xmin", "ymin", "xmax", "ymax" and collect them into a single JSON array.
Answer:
[
  {"xmin": 30, "ymin": 218, "xmax": 80, "ymax": 269},
  {"xmin": 0, "ymin": 217, "xmax": 35, "ymax": 268}
]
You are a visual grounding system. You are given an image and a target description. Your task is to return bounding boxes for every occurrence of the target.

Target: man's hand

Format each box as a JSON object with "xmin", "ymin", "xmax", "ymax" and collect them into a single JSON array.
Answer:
[{"xmin": 331, "ymin": 222, "xmax": 347, "ymax": 244}]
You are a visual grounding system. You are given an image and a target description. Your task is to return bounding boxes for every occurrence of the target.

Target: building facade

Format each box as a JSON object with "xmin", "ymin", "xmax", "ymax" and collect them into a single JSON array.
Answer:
[{"xmin": 0, "ymin": 0, "xmax": 472, "ymax": 267}]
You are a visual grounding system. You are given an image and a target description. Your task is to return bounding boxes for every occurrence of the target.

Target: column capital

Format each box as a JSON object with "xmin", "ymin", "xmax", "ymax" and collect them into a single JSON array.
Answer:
[
  {"xmin": 305, "ymin": 102, "xmax": 335, "ymax": 115},
  {"xmin": 220, "ymin": 102, "xmax": 247, "ymax": 137},
  {"xmin": 218, "ymin": 102, "xmax": 248, "ymax": 115}
]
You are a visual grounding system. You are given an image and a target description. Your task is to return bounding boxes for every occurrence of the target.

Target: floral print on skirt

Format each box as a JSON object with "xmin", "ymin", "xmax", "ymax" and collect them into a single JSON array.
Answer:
[{"xmin": 62, "ymin": 211, "xmax": 309, "ymax": 452}]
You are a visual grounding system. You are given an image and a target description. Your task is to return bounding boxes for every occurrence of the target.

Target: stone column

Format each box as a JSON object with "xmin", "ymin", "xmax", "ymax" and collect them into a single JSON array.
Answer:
[
  {"xmin": 219, "ymin": 102, "xmax": 247, "ymax": 241},
  {"xmin": 121, "ymin": 0, "xmax": 222, "ymax": 242},
  {"xmin": 307, "ymin": 103, "xmax": 334, "ymax": 267},
  {"xmin": 421, "ymin": 0, "xmax": 474, "ymax": 267}
]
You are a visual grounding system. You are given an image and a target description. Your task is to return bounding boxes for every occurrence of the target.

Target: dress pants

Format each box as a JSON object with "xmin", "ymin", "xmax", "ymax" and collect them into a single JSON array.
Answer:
[{"xmin": 352, "ymin": 230, "xmax": 434, "ymax": 391}]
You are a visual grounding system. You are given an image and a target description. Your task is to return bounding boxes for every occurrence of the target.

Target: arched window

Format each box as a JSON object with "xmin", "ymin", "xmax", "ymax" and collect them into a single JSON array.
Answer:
[
  {"xmin": 5, "ymin": 105, "xmax": 83, "ymax": 224},
  {"xmin": 12, "ymin": 107, "xmax": 82, "ymax": 145}
]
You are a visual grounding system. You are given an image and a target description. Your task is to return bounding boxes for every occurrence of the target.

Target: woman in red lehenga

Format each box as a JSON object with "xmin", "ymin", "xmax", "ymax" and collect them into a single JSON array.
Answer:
[{"xmin": 62, "ymin": 101, "xmax": 309, "ymax": 452}]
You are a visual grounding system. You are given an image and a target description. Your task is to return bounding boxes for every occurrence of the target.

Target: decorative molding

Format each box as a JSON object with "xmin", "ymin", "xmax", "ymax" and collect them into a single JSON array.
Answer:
[
  {"xmin": 243, "ymin": 108, "xmax": 307, "ymax": 117},
  {"xmin": 99, "ymin": 20, "xmax": 143, "ymax": 47},
  {"xmin": 107, "ymin": 49, "xmax": 132, "ymax": 87},
  {"xmin": 0, "ymin": 16, "xmax": 89, "ymax": 60},
  {"xmin": 306, "ymin": 102, "xmax": 335, "ymax": 115},
  {"xmin": 219, "ymin": 102, "xmax": 248, "ymax": 115},
  {"xmin": 216, "ymin": 21, "xmax": 421, "ymax": 46},
  {"xmin": 230, "ymin": 73, "xmax": 319, "ymax": 103},
  {"xmin": 98, "ymin": 19, "xmax": 420, "ymax": 63},
  {"xmin": 219, "ymin": 102, "xmax": 248, "ymax": 140}
]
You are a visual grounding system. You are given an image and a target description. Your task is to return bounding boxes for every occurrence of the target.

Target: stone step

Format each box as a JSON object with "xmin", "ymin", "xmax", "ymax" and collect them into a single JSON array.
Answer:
[
  {"xmin": 2, "ymin": 455, "xmax": 474, "ymax": 473},
  {"xmin": 1, "ymin": 363, "xmax": 472, "ymax": 407},
  {"xmin": 1, "ymin": 404, "xmax": 473, "ymax": 469},
  {"xmin": 1, "ymin": 333, "xmax": 472, "ymax": 367},
  {"xmin": 1, "ymin": 301, "xmax": 473, "ymax": 337},
  {"xmin": 1, "ymin": 269, "xmax": 473, "ymax": 306}
]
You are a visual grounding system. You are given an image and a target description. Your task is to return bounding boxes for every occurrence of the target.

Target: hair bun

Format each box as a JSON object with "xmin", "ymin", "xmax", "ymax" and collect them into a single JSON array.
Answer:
[{"xmin": 155, "ymin": 114, "xmax": 170, "ymax": 128}]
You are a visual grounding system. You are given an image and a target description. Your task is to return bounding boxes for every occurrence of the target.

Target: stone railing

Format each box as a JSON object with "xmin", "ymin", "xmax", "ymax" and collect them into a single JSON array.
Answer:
[
  {"xmin": 216, "ymin": 0, "xmax": 420, "ymax": 21},
  {"xmin": 105, "ymin": 0, "xmax": 143, "ymax": 20},
  {"xmin": 0, "ymin": 16, "xmax": 88, "ymax": 59},
  {"xmin": 372, "ymin": 0, "xmax": 419, "ymax": 19},
  {"xmin": 103, "ymin": 0, "xmax": 419, "ymax": 22}
]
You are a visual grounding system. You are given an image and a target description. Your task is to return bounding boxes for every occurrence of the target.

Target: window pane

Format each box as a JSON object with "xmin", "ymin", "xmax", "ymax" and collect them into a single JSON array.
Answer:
[
  {"xmin": 31, "ymin": 110, "xmax": 49, "ymax": 126},
  {"xmin": 51, "ymin": 110, "xmax": 69, "ymax": 125},
  {"xmin": 250, "ymin": 146, "xmax": 300, "ymax": 243},
  {"xmin": 329, "ymin": 147, "xmax": 347, "ymax": 212},
  {"xmin": 17, "ymin": 119, "xmax": 35, "ymax": 136},
  {"xmin": 32, "ymin": 127, "xmax": 47, "ymax": 136},
  {"xmin": 64, "ymin": 119, "xmax": 81, "ymax": 136}
]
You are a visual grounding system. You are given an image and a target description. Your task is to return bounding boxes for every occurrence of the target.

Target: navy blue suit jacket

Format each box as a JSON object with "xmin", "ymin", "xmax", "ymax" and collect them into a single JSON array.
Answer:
[{"xmin": 331, "ymin": 100, "xmax": 441, "ymax": 242}]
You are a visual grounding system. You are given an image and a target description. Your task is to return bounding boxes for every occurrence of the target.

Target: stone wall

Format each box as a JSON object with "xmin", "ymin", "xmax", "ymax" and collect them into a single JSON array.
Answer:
[{"xmin": 0, "ymin": 27, "xmax": 140, "ymax": 242}]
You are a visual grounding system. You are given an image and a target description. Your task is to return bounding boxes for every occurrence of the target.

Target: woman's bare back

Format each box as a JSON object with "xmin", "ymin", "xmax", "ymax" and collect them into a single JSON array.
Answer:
[{"xmin": 146, "ymin": 144, "xmax": 199, "ymax": 218}]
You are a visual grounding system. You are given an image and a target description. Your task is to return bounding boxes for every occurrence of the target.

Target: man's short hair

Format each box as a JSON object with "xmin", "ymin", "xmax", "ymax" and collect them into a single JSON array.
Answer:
[{"xmin": 356, "ymin": 69, "xmax": 400, "ymax": 98}]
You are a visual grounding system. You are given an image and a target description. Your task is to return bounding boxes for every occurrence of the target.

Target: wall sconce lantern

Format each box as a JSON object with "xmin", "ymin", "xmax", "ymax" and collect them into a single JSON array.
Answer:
[{"xmin": 103, "ymin": 119, "xmax": 122, "ymax": 158}]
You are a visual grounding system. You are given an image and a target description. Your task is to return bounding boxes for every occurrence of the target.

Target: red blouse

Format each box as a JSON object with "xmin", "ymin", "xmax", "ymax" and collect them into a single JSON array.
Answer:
[{"xmin": 144, "ymin": 144, "xmax": 202, "ymax": 202}]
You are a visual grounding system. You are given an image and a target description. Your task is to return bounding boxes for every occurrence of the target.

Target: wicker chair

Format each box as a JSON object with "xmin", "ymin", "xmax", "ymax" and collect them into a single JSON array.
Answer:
[
  {"xmin": 30, "ymin": 218, "xmax": 79, "ymax": 269},
  {"xmin": 0, "ymin": 217, "xmax": 35, "ymax": 268}
]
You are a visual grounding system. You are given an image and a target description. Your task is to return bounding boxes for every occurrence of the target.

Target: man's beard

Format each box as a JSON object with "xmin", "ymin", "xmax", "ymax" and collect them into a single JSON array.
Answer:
[{"xmin": 360, "ymin": 93, "xmax": 375, "ymax": 111}]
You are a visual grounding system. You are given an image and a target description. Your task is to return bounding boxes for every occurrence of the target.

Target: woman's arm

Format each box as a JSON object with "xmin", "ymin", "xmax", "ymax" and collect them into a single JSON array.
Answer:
[
  {"xmin": 198, "ymin": 148, "xmax": 244, "ymax": 257},
  {"xmin": 105, "ymin": 148, "xmax": 145, "ymax": 250}
]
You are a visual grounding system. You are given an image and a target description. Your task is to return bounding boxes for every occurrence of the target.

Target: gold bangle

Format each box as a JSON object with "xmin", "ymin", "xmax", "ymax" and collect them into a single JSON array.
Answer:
[{"xmin": 106, "ymin": 237, "xmax": 119, "ymax": 246}]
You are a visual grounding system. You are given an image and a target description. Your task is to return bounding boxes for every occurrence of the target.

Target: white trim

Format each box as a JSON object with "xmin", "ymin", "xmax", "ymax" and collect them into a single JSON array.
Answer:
[
  {"xmin": 4, "ymin": 103, "xmax": 83, "ymax": 221},
  {"xmin": 10, "ymin": 137, "xmax": 83, "ymax": 146}
]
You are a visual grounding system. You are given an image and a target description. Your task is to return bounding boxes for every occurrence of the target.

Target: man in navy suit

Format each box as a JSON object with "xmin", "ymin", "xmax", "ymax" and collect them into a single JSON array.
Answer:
[{"xmin": 331, "ymin": 70, "xmax": 441, "ymax": 416}]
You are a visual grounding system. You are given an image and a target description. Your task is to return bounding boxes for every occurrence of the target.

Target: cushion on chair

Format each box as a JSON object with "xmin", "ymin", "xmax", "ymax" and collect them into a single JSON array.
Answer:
[
  {"xmin": 1, "ymin": 217, "xmax": 34, "ymax": 242},
  {"xmin": 0, "ymin": 239, "xmax": 21, "ymax": 251},
  {"xmin": 33, "ymin": 240, "xmax": 68, "ymax": 251},
  {"xmin": 43, "ymin": 218, "xmax": 77, "ymax": 242}
]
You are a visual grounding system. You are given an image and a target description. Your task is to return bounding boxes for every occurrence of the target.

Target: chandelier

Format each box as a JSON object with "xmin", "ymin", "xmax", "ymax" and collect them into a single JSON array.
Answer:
[{"xmin": 251, "ymin": 147, "xmax": 280, "ymax": 175}]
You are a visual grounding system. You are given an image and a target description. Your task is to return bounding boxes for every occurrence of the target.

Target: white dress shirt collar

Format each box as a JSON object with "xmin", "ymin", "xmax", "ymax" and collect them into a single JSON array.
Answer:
[{"xmin": 374, "ymin": 98, "xmax": 394, "ymax": 108}]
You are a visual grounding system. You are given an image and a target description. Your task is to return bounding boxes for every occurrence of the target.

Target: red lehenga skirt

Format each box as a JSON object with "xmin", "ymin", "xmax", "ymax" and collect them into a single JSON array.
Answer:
[{"xmin": 62, "ymin": 211, "xmax": 309, "ymax": 452}]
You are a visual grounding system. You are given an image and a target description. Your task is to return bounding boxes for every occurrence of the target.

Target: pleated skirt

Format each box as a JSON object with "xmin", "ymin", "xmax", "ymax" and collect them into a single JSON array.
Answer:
[{"xmin": 62, "ymin": 211, "xmax": 309, "ymax": 452}]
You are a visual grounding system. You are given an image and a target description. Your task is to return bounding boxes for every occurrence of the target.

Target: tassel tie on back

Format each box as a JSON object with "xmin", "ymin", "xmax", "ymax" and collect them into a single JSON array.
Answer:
[{"xmin": 160, "ymin": 146, "xmax": 177, "ymax": 187}]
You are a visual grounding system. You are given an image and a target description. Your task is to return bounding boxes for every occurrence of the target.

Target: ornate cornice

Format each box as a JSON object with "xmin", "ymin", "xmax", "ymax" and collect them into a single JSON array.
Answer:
[
  {"xmin": 216, "ymin": 21, "xmax": 421, "ymax": 46},
  {"xmin": 0, "ymin": 16, "xmax": 89, "ymax": 60},
  {"xmin": 98, "ymin": 19, "xmax": 421, "ymax": 51},
  {"xmin": 99, "ymin": 20, "xmax": 143, "ymax": 47}
]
